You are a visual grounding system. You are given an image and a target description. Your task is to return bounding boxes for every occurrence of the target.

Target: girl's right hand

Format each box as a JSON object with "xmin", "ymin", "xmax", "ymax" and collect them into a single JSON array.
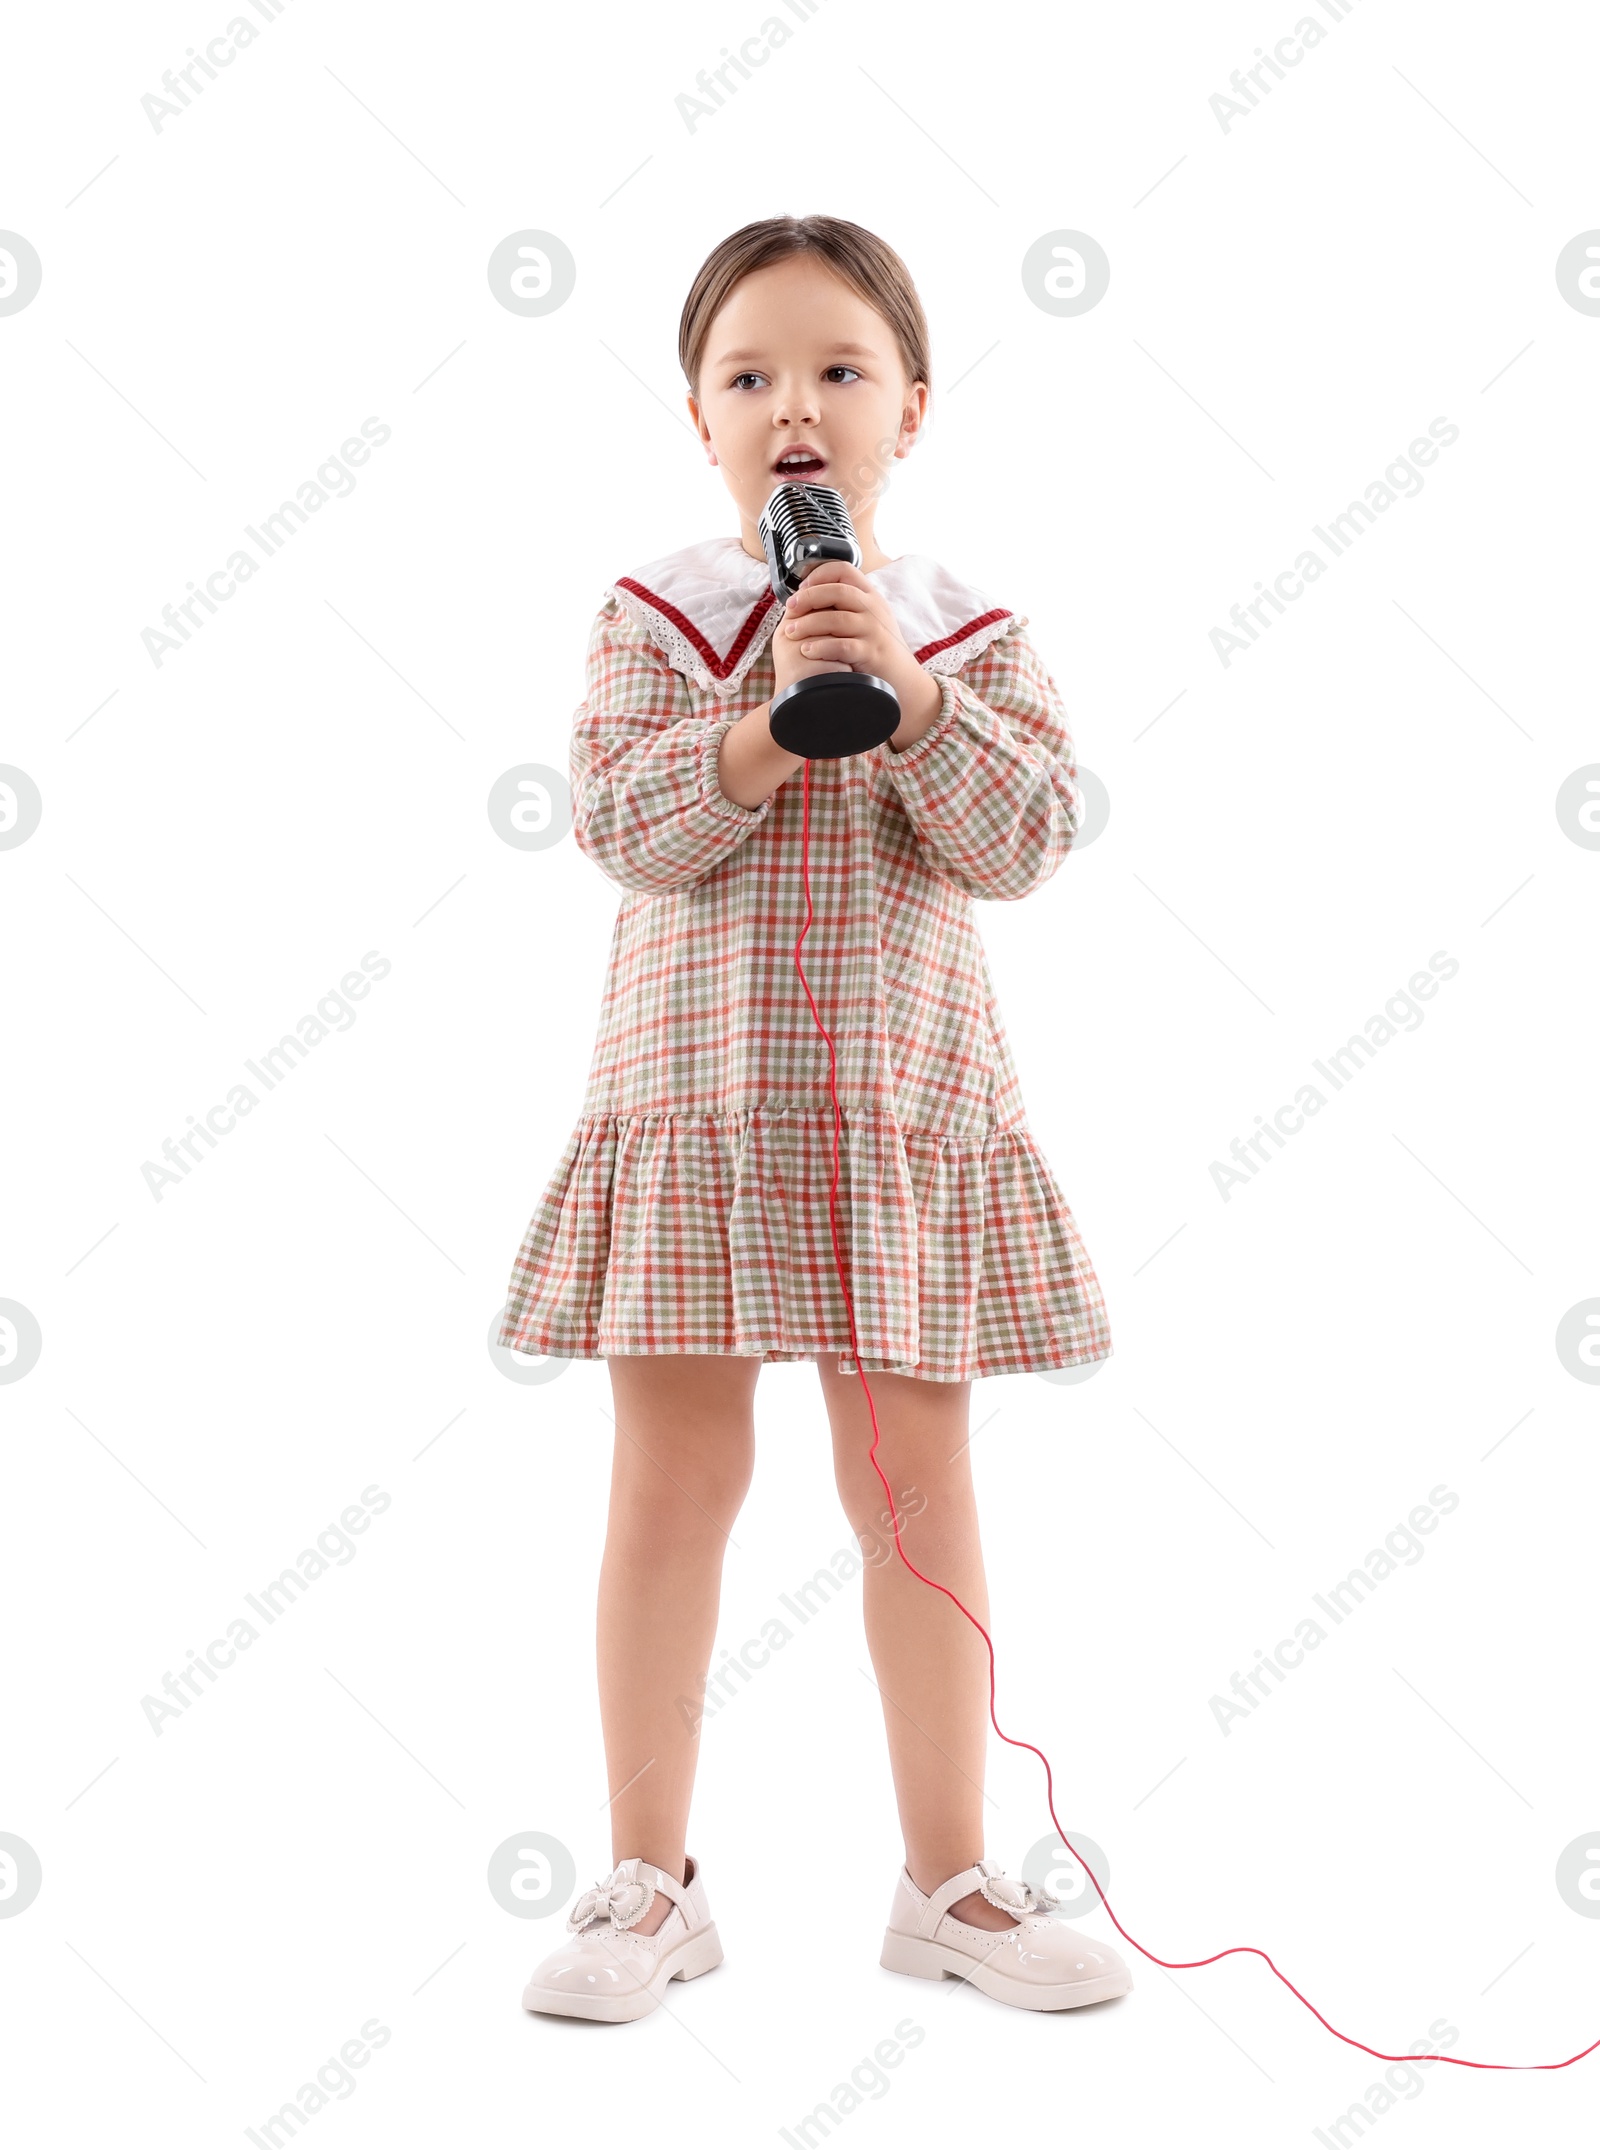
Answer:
[
  {"xmin": 714, "ymin": 590, "xmax": 856, "ymax": 811},
  {"xmin": 770, "ymin": 588, "xmax": 853, "ymax": 700}
]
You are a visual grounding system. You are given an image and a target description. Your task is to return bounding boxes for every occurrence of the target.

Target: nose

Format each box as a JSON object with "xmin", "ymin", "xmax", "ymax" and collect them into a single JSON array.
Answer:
[{"xmin": 772, "ymin": 377, "xmax": 821, "ymax": 430}]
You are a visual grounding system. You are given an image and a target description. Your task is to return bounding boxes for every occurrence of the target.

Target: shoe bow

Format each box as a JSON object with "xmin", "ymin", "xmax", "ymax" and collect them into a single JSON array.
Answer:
[
  {"xmin": 976, "ymin": 1870, "xmax": 1060, "ymax": 1919},
  {"xmin": 567, "ymin": 1870, "xmax": 655, "ymax": 1934}
]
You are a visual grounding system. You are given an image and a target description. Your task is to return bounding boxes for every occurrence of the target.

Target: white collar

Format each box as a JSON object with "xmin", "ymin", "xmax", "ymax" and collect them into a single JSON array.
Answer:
[{"xmin": 610, "ymin": 533, "xmax": 1015, "ymax": 695}]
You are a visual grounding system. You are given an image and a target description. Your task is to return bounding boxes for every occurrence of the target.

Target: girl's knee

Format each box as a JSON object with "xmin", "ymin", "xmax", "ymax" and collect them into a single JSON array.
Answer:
[
  {"xmin": 833, "ymin": 1455, "xmax": 933, "ymax": 1552},
  {"xmin": 615, "ymin": 1430, "xmax": 753, "ymax": 1530},
  {"xmin": 607, "ymin": 1360, "xmax": 757, "ymax": 1531},
  {"xmin": 817, "ymin": 1363, "xmax": 977, "ymax": 1550}
]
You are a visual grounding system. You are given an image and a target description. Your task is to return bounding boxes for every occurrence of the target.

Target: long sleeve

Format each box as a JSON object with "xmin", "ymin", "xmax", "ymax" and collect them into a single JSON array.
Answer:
[
  {"xmin": 569, "ymin": 596, "xmax": 773, "ymax": 895},
  {"xmin": 876, "ymin": 623, "xmax": 1083, "ymax": 901}
]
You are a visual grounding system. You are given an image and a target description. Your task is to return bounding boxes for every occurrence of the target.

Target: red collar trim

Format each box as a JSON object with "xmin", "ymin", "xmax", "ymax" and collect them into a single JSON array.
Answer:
[
  {"xmin": 615, "ymin": 578, "xmax": 1010, "ymax": 674},
  {"xmin": 914, "ymin": 608, "xmax": 1012, "ymax": 664},
  {"xmin": 614, "ymin": 577, "xmax": 777, "ymax": 681}
]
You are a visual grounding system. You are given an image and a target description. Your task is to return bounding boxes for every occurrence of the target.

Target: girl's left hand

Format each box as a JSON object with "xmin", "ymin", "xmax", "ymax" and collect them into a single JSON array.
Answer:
[{"xmin": 780, "ymin": 561, "xmax": 940, "ymax": 734}]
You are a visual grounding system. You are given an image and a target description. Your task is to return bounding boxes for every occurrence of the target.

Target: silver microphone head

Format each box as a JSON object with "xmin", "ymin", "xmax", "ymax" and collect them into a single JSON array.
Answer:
[{"xmin": 759, "ymin": 481, "xmax": 861, "ymax": 603}]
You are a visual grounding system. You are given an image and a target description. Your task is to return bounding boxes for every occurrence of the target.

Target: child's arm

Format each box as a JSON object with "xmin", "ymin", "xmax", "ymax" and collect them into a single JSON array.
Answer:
[
  {"xmin": 878, "ymin": 625, "xmax": 1084, "ymax": 902},
  {"xmin": 569, "ymin": 597, "xmax": 775, "ymax": 895}
]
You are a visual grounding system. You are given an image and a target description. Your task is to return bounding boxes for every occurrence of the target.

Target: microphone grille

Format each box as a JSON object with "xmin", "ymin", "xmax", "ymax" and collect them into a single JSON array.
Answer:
[{"xmin": 759, "ymin": 481, "xmax": 861, "ymax": 600}]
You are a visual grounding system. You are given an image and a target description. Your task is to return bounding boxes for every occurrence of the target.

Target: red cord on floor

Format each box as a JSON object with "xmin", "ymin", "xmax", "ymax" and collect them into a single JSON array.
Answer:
[{"xmin": 790, "ymin": 758, "xmax": 1596, "ymax": 2073}]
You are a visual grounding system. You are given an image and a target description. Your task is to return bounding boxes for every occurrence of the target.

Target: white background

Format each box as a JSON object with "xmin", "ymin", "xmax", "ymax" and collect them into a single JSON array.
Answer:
[{"xmin": 3, "ymin": 0, "xmax": 1598, "ymax": 2142}]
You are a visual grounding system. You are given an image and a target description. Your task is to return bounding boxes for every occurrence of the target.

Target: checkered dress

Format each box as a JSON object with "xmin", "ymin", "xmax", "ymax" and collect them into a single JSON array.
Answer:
[{"xmin": 496, "ymin": 540, "xmax": 1112, "ymax": 1381}]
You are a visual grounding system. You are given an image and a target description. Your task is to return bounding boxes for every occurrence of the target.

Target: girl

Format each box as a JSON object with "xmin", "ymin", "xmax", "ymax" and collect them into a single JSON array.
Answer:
[{"xmin": 499, "ymin": 214, "xmax": 1130, "ymax": 2023}]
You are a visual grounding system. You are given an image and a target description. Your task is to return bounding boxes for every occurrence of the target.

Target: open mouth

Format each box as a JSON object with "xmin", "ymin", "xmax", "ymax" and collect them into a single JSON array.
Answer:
[{"xmin": 772, "ymin": 448, "xmax": 827, "ymax": 479}]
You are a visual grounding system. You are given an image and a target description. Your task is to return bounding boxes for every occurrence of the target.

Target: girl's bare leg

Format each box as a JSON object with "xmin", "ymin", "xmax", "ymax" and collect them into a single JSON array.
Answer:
[
  {"xmin": 815, "ymin": 1354, "xmax": 1018, "ymax": 1932},
  {"xmin": 597, "ymin": 1353, "xmax": 759, "ymax": 1935}
]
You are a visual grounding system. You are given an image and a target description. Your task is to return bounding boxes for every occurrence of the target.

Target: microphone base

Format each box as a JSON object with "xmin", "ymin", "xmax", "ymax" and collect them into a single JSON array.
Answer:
[{"xmin": 769, "ymin": 673, "xmax": 901, "ymax": 760}]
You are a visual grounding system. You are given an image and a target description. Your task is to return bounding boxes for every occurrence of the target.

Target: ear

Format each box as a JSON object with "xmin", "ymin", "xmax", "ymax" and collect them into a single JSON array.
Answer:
[
  {"xmin": 686, "ymin": 392, "xmax": 718, "ymax": 465},
  {"xmin": 893, "ymin": 381, "xmax": 930, "ymax": 461}
]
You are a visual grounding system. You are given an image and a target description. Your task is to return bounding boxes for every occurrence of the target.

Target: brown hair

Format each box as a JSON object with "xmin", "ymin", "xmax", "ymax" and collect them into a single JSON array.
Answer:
[{"xmin": 679, "ymin": 214, "xmax": 931, "ymax": 402}]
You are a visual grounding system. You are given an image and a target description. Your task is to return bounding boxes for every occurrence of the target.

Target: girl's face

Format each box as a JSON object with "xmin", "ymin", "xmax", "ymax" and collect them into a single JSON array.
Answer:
[{"xmin": 686, "ymin": 252, "xmax": 928, "ymax": 566}]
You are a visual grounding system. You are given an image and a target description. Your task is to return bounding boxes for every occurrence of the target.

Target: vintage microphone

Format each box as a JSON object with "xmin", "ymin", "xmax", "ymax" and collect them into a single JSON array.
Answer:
[{"xmin": 759, "ymin": 481, "xmax": 901, "ymax": 758}]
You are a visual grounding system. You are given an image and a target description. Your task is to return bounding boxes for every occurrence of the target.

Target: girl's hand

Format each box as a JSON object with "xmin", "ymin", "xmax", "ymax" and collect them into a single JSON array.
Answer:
[
  {"xmin": 719, "ymin": 581, "xmax": 853, "ymax": 810},
  {"xmin": 770, "ymin": 594, "xmax": 851, "ymax": 701},
  {"xmin": 780, "ymin": 561, "xmax": 942, "ymax": 743}
]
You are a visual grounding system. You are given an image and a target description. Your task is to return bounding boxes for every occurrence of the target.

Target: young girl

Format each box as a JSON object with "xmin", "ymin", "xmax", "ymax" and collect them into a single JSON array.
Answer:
[{"xmin": 498, "ymin": 214, "xmax": 1130, "ymax": 2023}]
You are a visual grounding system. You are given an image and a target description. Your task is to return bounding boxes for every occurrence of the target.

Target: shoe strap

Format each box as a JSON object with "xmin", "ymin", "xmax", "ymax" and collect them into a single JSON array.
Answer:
[
  {"xmin": 629, "ymin": 1857, "xmax": 695, "ymax": 1924},
  {"xmin": 572, "ymin": 1856, "xmax": 696, "ymax": 1934},
  {"xmin": 913, "ymin": 1862, "xmax": 990, "ymax": 1938}
]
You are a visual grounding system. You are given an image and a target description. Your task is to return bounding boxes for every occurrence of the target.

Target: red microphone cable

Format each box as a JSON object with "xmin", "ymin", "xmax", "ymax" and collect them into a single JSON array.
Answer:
[{"xmin": 790, "ymin": 756, "xmax": 1598, "ymax": 2074}]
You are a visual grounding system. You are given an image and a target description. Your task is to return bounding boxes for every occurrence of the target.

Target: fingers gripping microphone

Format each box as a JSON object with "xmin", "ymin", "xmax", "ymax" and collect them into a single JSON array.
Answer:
[{"xmin": 759, "ymin": 481, "xmax": 901, "ymax": 759}]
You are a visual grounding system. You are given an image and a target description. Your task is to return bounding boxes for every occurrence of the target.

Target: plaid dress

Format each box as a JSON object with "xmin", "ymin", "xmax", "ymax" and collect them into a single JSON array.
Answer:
[{"xmin": 495, "ymin": 536, "xmax": 1112, "ymax": 1382}]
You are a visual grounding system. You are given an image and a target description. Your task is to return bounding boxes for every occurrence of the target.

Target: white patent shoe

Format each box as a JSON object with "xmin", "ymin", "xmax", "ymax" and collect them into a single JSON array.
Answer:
[
  {"xmin": 522, "ymin": 1855, "xmax": 722, "ymax": 2023},
  {"xmin": 880, "ymin": 1859, "xmax": 1133, "ymax": 2011}
]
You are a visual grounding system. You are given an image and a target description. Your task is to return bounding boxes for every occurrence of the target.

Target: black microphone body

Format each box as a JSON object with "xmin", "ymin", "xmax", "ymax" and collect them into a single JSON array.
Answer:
[{"xmin": 758, "ymin": 482, "xmax": 901, "ymax": 760}]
